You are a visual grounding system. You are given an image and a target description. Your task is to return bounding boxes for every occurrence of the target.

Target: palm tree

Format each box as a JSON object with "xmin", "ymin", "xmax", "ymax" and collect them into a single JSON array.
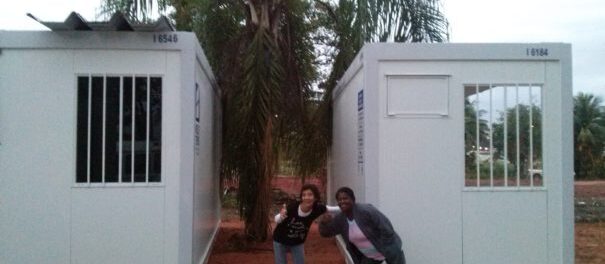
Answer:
[
  {"xmin": 209, "ymin": 0, "xmax": 449, "ymax": 241},
  {"xmin": 300, "ymin": 0, "xmax": 449, "ymax": 178},
  {"xmin": 574, "ymin": 93, "xmax": 605, "ymax": 179},
  {"xmin": 99, "ymin": 0, "xmax": 168, "ymax": 22},
  {"xmin": 99, "ymin": 0, "xmax": 449, "ymax": 241},
  {"xmin": 196, "ymin": 0, "xmax": 318, "ymax": 241}
]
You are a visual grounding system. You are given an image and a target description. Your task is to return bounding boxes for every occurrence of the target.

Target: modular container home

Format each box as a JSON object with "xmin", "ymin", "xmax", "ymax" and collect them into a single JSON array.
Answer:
[
  {"xmin": 0, "ymin": 13, "xmax": 221, "ymax": 264},
  {"xmin": 328, "ymin": 43, "xmax": 573, "ymax": 264}
]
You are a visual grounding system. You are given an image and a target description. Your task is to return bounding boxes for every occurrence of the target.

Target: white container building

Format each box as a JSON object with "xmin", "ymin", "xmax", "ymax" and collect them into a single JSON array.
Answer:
[
  {"xmin": 328, "ymin": 43, "xmax": 573, "ymax": 264},
  {"xmin": 0, "ymin": 13, "xmax": 221, "ymax": 264}
]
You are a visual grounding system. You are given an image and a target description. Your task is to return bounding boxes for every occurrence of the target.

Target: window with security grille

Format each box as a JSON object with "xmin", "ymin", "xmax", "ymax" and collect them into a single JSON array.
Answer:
[
  {"xmin": 76, "ymin": 75, "xmax": 162, "ymax": 184},
  {"xmin": 464, "ymin": 83, "xmax": 543, "ymax": 189}
]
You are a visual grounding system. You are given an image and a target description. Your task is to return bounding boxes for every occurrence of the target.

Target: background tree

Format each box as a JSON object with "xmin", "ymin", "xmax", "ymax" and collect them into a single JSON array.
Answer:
[
  {"xmin": 492, "ymin": 104, "xmax": 543, "ymax": 176},
  {"xmin": 99, "ymin": 0, "xmax": 169, "ymax": 22},
  {"xmin": 200, "ymin": 0, "xmax": 318, "ymax": 241},
  {"xmin": 296, "ymin": 0, "xmax": 449, "ymax": 177},
  {"xmin": 99, "ymin": 0, "xmax": 449, "ymax": 241},
  {"xmin": 100, "ymin": 0, "xmax": 310, "ymax": 241},
  {"xmin": 574, "ymin": 92, "xmax": 605, "ymax": 179},
  {"xmin": 464, "ymin": 99, "xmax": 488, "ymax": 174}
]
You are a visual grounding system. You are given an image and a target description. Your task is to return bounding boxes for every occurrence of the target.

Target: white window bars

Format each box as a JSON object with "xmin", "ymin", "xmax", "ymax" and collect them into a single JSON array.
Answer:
[
  {"xmin": 76, "ymin": 75, "xmax": 162, "ymax": 186},
  {"xmin": 464, "ymin": 83, "xmax": 543, "ymax": 189}
]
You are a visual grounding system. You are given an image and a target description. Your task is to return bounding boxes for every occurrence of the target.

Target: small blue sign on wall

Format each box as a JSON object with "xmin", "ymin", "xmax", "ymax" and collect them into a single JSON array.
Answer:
[
  {"xmin": 357, "ymin": 89, "xmax": 364, "ymax": 178},
  {"xmin": 357, "ymin": 90, "xmax": 364, "ymax": 111}
]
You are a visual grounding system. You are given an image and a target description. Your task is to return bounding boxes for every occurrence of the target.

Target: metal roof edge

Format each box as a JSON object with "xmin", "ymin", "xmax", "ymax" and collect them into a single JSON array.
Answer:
[{"xmin": 27, "ymin": 11, "xmax": 175, "ymax": 32}]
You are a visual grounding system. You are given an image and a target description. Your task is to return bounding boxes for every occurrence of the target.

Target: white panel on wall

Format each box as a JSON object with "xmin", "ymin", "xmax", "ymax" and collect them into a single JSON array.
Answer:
[
  {"xmin": 0, "ymin": 49, "xmax": 74, "ymax": 264},
  {"xmin": 163, "ymin": 50, "xmax": 182, "ymax": 263},
  {"xmin": 74, "ymin": 50, "xmax": 165, "ymax": 75},
  {"xmin": 386, "ymin": 75, "xmax": 449, "ymax": 117},
  {"xmin": 70, "ymin": 188, "xmax": 164, "ymax": 264},
  {"xmin": 331, "ymin": 69, "xmax": 366, "ymax": 203},
  {"xmin": 378, "ymin": 67, "xmax": 461, "ymax": 264},
  {"xmin": 192, "ymin": 57, "xmax": 220, "ymax": 264},
  {"xmin": 462, "ymin": 192, "xmax": 548, "ymax": 264}
]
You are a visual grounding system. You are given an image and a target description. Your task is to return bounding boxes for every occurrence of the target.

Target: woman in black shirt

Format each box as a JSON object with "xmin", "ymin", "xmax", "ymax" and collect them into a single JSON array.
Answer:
[{"xmin": 272, "ymin": 184, "xmax": 338, "ymax": 264}]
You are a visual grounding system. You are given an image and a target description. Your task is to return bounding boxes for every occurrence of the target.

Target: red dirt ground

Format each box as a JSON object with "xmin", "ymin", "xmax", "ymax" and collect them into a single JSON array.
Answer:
[
  {"xmin": 575, "ymin": 180, "xmax": 605, "ymax": 198},
  {"xmin": 207, "ymin": 209, "xmax": 345, "ymax": 264},
  {"xmin": 208, "ymin": 180, "xmax": 605, "ymax": 264},
  {"xmin": 575, "ymin": 181, "xmax": 605, "ymax": 264},
  {"xmin": 576, "ymin": 222, "xmax": 605, "ymax": 264}
]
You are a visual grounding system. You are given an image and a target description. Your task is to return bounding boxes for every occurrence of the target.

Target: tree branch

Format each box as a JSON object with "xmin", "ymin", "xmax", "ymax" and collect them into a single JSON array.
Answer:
[
  {"xmin": 245, "ymin": 0, "xmax": 259, "ymax": 25},
  {"xmin": 314, "ymin": 0, "xmax": 338, "ymax": 24}
]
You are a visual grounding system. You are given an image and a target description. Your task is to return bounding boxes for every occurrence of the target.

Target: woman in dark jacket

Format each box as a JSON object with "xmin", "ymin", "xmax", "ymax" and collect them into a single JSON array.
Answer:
[
  {"xmin": 272, "ymin": 184, "xmax": 339, "ymax": 264},
  {"xmin": 319, "ymin": 187, "xmax": 406, "ymax": 264}
]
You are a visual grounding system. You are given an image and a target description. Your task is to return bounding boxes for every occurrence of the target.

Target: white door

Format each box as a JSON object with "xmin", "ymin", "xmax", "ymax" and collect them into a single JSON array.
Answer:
[
  {"xmin": 459, "ymin": 62, "xmax": 547, "ymax": 264},
  {"xmin": 377, "ymin": 60, "xmax": 548, "ymax": 264}
]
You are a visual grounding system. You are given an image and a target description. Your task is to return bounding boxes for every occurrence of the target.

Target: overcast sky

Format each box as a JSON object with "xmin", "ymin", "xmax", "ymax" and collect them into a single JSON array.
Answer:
[
  {"xmin": 1, "ymin": 0, "xmax": 603, "ymax": 98},
  {"xmin": 444, "ymin": 0, "xmax": 605, "ymax": 98}
]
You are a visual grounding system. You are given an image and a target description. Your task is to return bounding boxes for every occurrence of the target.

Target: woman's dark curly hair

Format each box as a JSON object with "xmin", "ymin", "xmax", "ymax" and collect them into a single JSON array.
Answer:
[{"xmin": 300, "ymin": 184, "xmax": 321, "ymax": 201}]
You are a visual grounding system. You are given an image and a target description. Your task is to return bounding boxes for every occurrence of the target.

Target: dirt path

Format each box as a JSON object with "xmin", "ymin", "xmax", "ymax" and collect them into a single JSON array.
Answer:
[{"xmin": 207, "ymin": 211, "xmax": 345, "ymax": 264}]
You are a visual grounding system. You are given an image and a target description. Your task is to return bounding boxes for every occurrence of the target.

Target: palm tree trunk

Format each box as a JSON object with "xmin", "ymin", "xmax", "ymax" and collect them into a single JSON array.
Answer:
[{"xmin": 245, "ymin": 118, "xmax": 274, "ymax": 240}]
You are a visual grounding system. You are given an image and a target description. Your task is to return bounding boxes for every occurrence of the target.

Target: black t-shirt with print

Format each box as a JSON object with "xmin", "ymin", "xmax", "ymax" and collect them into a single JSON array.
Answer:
[{"xmin": 273, "ymin": 201, "xmax": 327, "ymax": 246}]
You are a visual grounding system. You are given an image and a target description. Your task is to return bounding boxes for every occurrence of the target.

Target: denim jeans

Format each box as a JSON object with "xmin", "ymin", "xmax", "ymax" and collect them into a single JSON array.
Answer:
[{"xmin": 273, "ymin": 241, "xmax": 305, "ymax": 264}]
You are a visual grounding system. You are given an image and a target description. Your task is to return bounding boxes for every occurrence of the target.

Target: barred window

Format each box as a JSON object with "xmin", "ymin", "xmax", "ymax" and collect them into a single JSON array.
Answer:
[
  {"xmin": 76, "ymin": 75, "xmax": 162, "ymax": 184},
  {"xmin": 464, "ymin": 83, "xmax": 543, "ymax": 189}
]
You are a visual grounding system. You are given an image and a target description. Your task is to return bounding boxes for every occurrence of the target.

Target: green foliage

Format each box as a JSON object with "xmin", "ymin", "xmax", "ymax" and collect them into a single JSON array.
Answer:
[
  {"xmin": 194, "ymin": 0, "xmax": 320, "ymax": 241},
  {"xmin": 303, "ymin": 0, "xmax": 449, "ymax": 178},
  {"xmin": 477, "ymin": 160, "xmax": 515, "ymax": 179},
  {"xmin": 96, "ymin": 0, "xmax": 451, "ymax": 241},
  {"xmin": 464, "ymin": 91, "xmax": 605, "ymax": 181},
  {"xmin": 491, "ymin": 104, "xmax": 543, "ymax": 174},
  {"xmin": 574, "ymin": 93, "xmax": 605, "ymax": 179},
  {"xmin": 464, "ymin": 99, "xmax": 488, "ymax": 170},
  {"xmin": 99, "ymin": 0, "xmax": 169, "ymax": 22}
]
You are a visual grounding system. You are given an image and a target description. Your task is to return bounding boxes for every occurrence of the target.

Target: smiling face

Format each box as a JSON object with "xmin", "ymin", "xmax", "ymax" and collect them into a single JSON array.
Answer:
[
  {"xmin": 336, "ymin": 191, "xmax": 354, "ymax": 214},
  {"xmin": 300, "ymin": 189, "xmax": 316, "ymax": 208},
  {"xmin": 299, "ymin": 184, "xmax": 320, "ymax": 210}
]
